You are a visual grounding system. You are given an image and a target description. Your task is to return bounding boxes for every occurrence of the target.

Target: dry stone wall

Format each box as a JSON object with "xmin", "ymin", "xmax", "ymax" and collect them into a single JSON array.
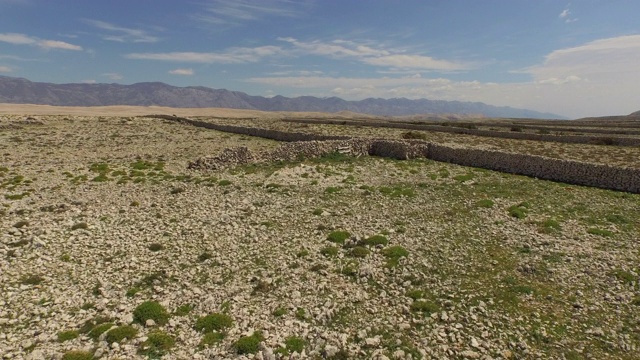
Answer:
[
  {"xmin": 283, "ymin": 118, "xmax": 640, "ymax": 147},
  {"xmin": 147, "ymin": 115, "xmax": 640, "ymax": 193}
]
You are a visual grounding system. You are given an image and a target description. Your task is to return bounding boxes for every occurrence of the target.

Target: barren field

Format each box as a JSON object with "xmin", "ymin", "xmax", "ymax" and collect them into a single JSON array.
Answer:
[{"xmin": 1, "ymin": 108, "xmax": 639, "ymax": 360}]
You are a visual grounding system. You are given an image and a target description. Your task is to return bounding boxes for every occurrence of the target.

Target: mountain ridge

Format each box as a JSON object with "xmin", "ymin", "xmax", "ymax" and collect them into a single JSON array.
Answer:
[{"xmin": 0, "ymin": 76, "xmax": 564, "ymax": 119}]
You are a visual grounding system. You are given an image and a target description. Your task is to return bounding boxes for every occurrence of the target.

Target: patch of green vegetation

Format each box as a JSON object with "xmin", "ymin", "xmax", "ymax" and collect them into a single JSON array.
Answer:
[
  {"xmin": 508, "ymin": 202, "xmax": 529, "ymax": 219},
  {"xmin": 587, "ymin": 228, "xmax": 614, "ymax": 237},
  {"xmin": 475, "ymin": 199, "xmax": 494, "ymax": 208},
  {"xmin": 609, "ymin": 269, "xmax": 637, "ymax": 284},
  {"xmin": 218, "ymin": 179, "xmax": 232, "ymax": 186},
  {"xmin": 378, "ymin": 185, "xmax": 415, "ymax": 198},
  {"xmin": 198, "ymin": 252, "xmax": 213, "ymax": 262},
  {"xmin": 199, "ymin": 331, "xmax": 225, "ymax": 349},
  {"xmin": 88, "ymin": 322, "xmax": 114, "ymax": 340},
  {"xmin": 61, "ymin": 351, "xmax": 94, "ymax": 360},
  {"xmin": 349, "ymin": 246, "xmax": 370, "ymax": 258},
  {"xmin": 295, "ymin": 308, "xmax": 307, "ymax": 320},
  {"xmin": 312, "ymin": 208, "xmax": 323, "ymax": 216},
  {"xmin": 327, "ymin": 230, "xmax": 350, "ymax": 244},
  {"xmin": 105, "ymin": 325, "xmax": 138, "ymax": 344},
  {"xmin": 148, "ymin": 243, "xmax": 164, "ymax": 252},
  {"xmin": 410, "ymin": 300, "xmax": 439, "ymax": 315},
  {"xmin": 363, "ymin": 234, "xmax": 389, "ymax": 247},
  {"xmin": 138, "ymin": 331, "xmax": 175, "ymax": 358},
  {"xmin": 320, "ymin": 246, "xmax": 339, "ymax": 257},
  {"xmin": 195, "ymin": 313, "xmax": 234, "ymax": 333},
  {"xmin": 57, "ymin": 330, "xmax": 79, "ymax": 342},
  {"xmin": 71, "ymin": 222, "xmax": 88, "ymax": 231},
  {"xmin": 381, "ymin": 245, "xmax": 409, "ymax": 267},
  {"xmin": 276, "ymin": 336, "xmax": 307, "ymax": 355},
  {"xmin": 311, "ymin": 151, "xmax": 355, "ymax": 164},
  {"xmin": 539, "ymin": 219, "xmax": 562, "ymax": 234},
  {"xmin": 273, "ymin": 307, "xmax": 288, "ymax": 317},
  {"xmin": 324, "ymin": 186, "xmax": 342, "ymax": 194},
  {"xmin": 174, "ymin": 304, "xmax": 194, "ymax": 316},
  {"xmin": 453, "ymin": 173, "xmax": 474, "ymax": 182},
  {"xmin": 632, "ymin": 295, "xmax": 640, "ymax": 306},
  {"xmin": 605, "ymin": 214, "xmax": 629, "ymax": 224},
  {"xmin": 126, "ymin": 287, "xmax": 140, "ymax": 298},
  {"xmin": 21, "ymin": 274, "xmax": 44, "ymax": 285},
  {"xmin": 233, "ymin": 331, "xmax": 264, "ymax": 355},
  {"xmin": 4, "ymin": 192, "xmax": 30, "ymax": 200},
  {"xmin": 133, "ymin": 301, "xmax": 170, "ymax": 326},
  {"xmin": 405, "ymin": 289, "xmax": 425, "ymax": 300}
]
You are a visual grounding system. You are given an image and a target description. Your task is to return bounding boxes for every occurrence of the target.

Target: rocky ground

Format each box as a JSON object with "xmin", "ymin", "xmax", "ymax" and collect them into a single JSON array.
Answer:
[{"xmin": 1, "ymin": 115, "xmax": 639, "ymax": 360}]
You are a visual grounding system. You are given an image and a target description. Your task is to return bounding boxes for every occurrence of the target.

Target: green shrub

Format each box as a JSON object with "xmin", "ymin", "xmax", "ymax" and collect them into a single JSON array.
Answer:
[
  {"xmin": 320, "ymin": 246, "xmax": 339, "ymax": 257},
  {"xmin": 79, "ymin": 316, "xmax": 111, "ymax": 334},
  {"xmin": 133, "ymin": 301, "xmax": 170, "ymax": 325},
  {"xmin": 174, "ymin": 304, "xmax": 194, "ymax": 316},
  {"xmin": 61, "ymin": 351, "xmax": 94, "ymax": 360},
  {"xmin": 139, "ymin": 331, "xmax": 175, "ymax": 358},
  {"xmin": 71, "ymin": 222, "xmax": 88, "ymax": 231},
  {"xmin": 88, "ymin": 322, "xmax": 114, "ymax": 339},
  {"xmin": 363, "ymin": 234, "xmax": 388, "ymax": 246},
  {"xmin": 349, "ymin": 246, "xmax": 370, "ymax": 258},
  {"xmin": 273, "ymin": 307, "xmax": 288, "ymax": 317},
  {"xmin": 148, "ymin": 243, "xmax": 164, "ymax": 252},
  {"xmin": 20, "ymin": 274, "xmax": 44, "ymax": 285},
  {"xmin": 327, "ymin": 230, "xmax": 350, "ymax": 244},
  {"xmin": 508, "ymin": 203, "xmax": 528, "ymax": 219},
  {"xmin": 382, "ymin": 245, "xmax": 409, "ymax": 267},
  {"xmin": 540, "ymin": 219, "xmax": 561, "ymax": 233},
  {"xmin": 57, "ymin": 330, "xmax": 79, "ymax": 342},
  {"xmin": 406, "ymin": 289, "xmax": 425, "ymax": 300},
  {"xmin": 199, "ymin": 331, "xmax": 224, "ymax": 349},
  {"xmin": 476, "ymin": 199, "xmax": 494, "ymax": 208},
  {"xmin": 198, "ymin": 252, "xmax": 213, "ymax": 262},
  {"xmin": 105, "ymin": 325, "xmax": 138, "ymax": 344},
  {"xmin": 218, "ymin": 179, "xmax": 232, "ymax": 186},
  {"xmin": 277, "ymin": 336, "xmax": 306, "ymax": 355},
  {"xmin": 587, "ymin": 228, "xmax": 614, "ymax": 237},
  {"xmin": 312, "ymin": 208, "xmax": 323, "ymax": 216},
  {"xmin": 234, "ymin": 331, "xmax": 264, "ymax": 354},
  {"xmin": 195, "ymin": 313, "xmax": 234, "ymax": 333},
  {"xmin": 324, "ymin": 186, "xmax": 341, "ymax": 194},
  {"xmin": 410, "ymin": 300, "xmax": 439, "ymax": 315}
]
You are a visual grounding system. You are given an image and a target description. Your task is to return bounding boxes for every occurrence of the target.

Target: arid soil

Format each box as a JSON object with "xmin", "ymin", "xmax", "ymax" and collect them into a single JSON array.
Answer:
[{"xmin": 0, "ymin": 107, "xmax": 639, "ymax": 360}]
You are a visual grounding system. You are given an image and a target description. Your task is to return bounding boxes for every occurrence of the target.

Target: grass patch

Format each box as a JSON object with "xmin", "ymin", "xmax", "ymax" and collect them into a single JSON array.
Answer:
[
  {"xmin": 234, "ymin": 331, "xmax": 264, "ymax": 355},
  {"xmin": 105, "ymin": 325, "xmax": 138, "ymax": 344},
  {"xmin": 276, "ymin": 336, "xmax": 307, "ymax": 355},
  {"xmin": 327, "ymin": 230, "xmax": 350, "ymax": 244},
  {"xmin": 133, "ymin": 301, "xmax": 170, "ymax": 325},
  {"xmin": 381, "ymin": 245, "xmax": 409, "ymax": 267},
  {"xmin": 320, "ymin": 246, "xmax": 339, "ymax": 257},
  {"xmin": 475, "ymin": 199, "xmax": 494, "ymax": 208},
  {"xmin": 410, "ymin": 300, "xmax": 439, "ymax": 315},
  {"xmin": 349, "ymin": 246, "xmax": 370, "ymax": 258},
  {"xmin": 363, "ymin": 234, "xmax": 389, "ymax": 247},
  {"xmin": 587, "ymin": 228, "xmax": 614, "ymax": 237},
  {"xmin": 61, "ymin": 351, "xmax": 94, "ymax": 360},
  {"xmin": 195, "ymin": 313, "xmax": 234, "ymax": 333},
  {"xmin": 57, "ymin": 330, "xmax": 79, "ymax": 342},
  {"xmin": 138, "ymin": 331, "xmax": 175, "ymax": 358},
  {"xmin": 199, "ymin": 331, "xmax": 225, "ymax": 349}
]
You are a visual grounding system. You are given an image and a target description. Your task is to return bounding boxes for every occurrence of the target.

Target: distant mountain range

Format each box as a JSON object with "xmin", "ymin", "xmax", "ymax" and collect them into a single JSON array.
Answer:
[{"xmin": 0, "ymin": 76, "xmax": 564, "ymax": 119}]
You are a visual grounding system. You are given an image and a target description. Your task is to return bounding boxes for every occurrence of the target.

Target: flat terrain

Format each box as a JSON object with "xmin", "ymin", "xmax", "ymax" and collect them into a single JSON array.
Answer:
[{"xmin": 1, "ymin": 107, "xmax": 639, "ymax": 360}]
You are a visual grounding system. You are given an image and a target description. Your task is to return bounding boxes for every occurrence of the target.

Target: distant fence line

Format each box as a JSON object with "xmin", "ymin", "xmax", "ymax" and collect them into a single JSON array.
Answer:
[
  {"xmin": 144, "ymin": 115, "xmax": 640, "ymax": 193},
  {"xmin": 281, "ymin": 118, "xmax": 640, "ymax": 147}
]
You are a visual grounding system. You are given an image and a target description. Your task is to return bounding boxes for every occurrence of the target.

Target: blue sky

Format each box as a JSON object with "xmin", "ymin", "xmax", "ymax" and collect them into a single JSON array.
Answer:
[{"xmin": 1, "ymin": 0, "xmax": 639, "ymax": 118}]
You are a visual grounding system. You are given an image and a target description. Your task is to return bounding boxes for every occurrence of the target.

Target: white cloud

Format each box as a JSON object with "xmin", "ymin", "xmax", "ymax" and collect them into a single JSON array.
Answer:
[
  {"xmin": 102, "ymin": 73, "xmax": 123, "ymax": 80},
  {"xmin": 169, "ymin": 68, "xmax": 194, "ymax": 75},
  {"xmin": 125, "ymin": 46, "xmax": 283, "ymax": 63},
  {"xmin": 559, "ymin": 6, "xmax": 577, "ymax": 23},
  {"xmin": 279, "ymin": 37, "xmax": 471, "ymax": 71},
  {"xmin": 247, "ymin": 35, "xmax": 640, "ymax": 118},
  {"xmin": 83, "ymin": 19, "xmax": 159, "ymax": 43},
  {"xmin": 0, "ymin": 65, "xmax": 11, "ymax": 72},
  {"xmin": 0, "ymin": 32, "xmax": 82, "ymax": 50},
  {"xmin": 195, "ymin": 0, "xmax": 310, "ymax": 25}
]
